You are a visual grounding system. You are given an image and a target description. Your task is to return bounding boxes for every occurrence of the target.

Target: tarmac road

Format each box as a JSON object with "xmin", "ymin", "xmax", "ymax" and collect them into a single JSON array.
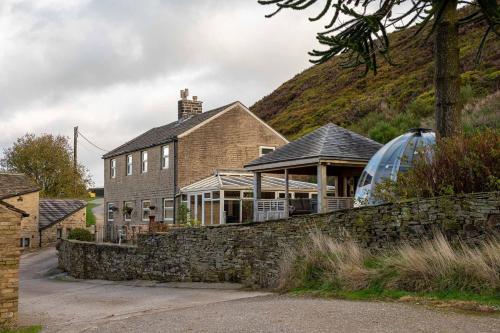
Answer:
[{"xmin": 19, "ymin": 248, "xmax": 500, "ymax": 333}]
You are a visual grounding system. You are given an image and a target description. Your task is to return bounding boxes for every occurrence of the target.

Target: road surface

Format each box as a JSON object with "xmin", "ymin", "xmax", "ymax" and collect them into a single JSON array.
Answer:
[{"xmin": 19, "ymin": 248, "xmax": 500, "ymax": 333}]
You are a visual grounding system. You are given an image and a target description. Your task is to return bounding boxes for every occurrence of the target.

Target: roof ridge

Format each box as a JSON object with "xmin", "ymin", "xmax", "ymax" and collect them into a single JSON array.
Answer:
[
  {"xmin": 103, "ymin": 101, "xmax": 241, "ymax": 158},
  {"xmin": 318, "ymin": 124, "xmax": 334, "ymax": 155}
]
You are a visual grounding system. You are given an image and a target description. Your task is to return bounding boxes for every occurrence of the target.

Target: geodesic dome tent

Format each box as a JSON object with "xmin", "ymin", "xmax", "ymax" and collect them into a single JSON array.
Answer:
[{"xmin": 354, "ymin": 128, "xmax": 436, "ymax": 206}]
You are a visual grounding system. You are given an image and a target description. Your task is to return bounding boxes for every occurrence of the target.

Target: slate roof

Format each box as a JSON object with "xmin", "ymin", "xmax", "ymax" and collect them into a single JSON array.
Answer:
[
  {"xmin": 39, "ymin": 199, "xmax": 87, "ymax": 230},
  {"xmin": 0, "ymin": 173, "xmax": 39, "ymax": 200},
  {"xmin": 103, "ymin": 102, "xmax": 240, "ymax": 158},
  {"xmin": 246, "ymin": 123, "xmax": 382, "ymax": 168}
]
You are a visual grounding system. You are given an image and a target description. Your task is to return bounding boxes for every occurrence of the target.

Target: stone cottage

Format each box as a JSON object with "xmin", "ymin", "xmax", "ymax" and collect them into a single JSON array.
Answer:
[
  {"xmin": 0, "ymin": 173, "xmax": 39, "ymax": 250},
  {"xmin": 39, "ymin": 199, "xmax": 87, "ymax": 246},
  {"xmin": 0, "ymin": 200, "xmax": 28, "ymax": 328},
  {"xmin": 103, "ymin": 89, "xmax": 288, "ymax": 240},
  {"xmin": 0, "ymin": 172, "xmax": 87, "ymax": 248}
]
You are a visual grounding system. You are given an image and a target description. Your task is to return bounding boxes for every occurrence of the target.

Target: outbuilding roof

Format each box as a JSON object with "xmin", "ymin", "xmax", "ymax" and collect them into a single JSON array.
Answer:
[
  {"xmin": 103, "ymin": 102, "xmax": 240, "ymax": 158},
  {"xmin": 0, "ymin": 172, "xmax": 39, "ymax": 200},
  {"xmin": 0, "ymin": 200, "xmax": 29, "ymax": 217},
  {"xmin": 39, "ymin": 199, "xmax": 87, "ymax": 230},
  {"xmin": 245, "ymin": 123, "xmax": 382, "ymax": 170}
]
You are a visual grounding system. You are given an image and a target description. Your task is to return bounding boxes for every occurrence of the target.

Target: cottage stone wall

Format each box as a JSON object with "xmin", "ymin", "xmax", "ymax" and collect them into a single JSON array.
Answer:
[
  {"xmin": 40, "ymin": 207, "xmax": 86, "ymax": 246},
  {"xmin": 58, "ymin": 192, "xmax": 500, "ymax": 288},
  {"xmin": 3, "ymin": 192, "xmax": 39, "ymax": 249},
  {"xmin": 177, "ymin": 104, "xmax": 287, "ymax": 188},
  {"xmin": 0, "ymin": 206, "xmax": 22, "ymax": 328}
]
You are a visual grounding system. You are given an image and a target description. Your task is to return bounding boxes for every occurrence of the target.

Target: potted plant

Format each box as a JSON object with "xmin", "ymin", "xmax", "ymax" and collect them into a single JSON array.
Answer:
[{"xmin": 148, "ymin": 205, "xmax": 157, "ymax": 225}]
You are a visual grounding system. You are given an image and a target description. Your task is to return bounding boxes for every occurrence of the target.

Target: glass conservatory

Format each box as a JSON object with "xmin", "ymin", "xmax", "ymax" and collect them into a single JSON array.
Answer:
[{"xmin": 354, "ymin": 128, "xmax": 436, "ymax": 206}]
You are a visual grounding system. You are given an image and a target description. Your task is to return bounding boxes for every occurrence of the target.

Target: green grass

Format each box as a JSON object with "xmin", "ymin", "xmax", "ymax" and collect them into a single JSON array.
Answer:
[
  {"xmin": 0, "ymin": 325, "xmax": 42, "ymax": 333},
  {"xmin": 85, "ymin": 199, "xmax": 98, "ymax": 227},
  {"xmin": 290, "ymin": 284, "xmax": 500, "ymax": 307}
]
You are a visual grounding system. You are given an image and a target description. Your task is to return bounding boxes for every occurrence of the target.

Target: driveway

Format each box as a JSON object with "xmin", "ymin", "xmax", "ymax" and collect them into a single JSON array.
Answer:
[{"xmin": 20, "ymin": 248, "xmax": 500, "ymax": 333}]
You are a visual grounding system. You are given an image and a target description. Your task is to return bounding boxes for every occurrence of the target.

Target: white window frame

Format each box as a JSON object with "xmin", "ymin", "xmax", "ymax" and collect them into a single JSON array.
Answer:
[
  {"xmin": 142, "ymin": 200, "xmax": 151, "ymax": 221},
  {"xmin": 126, "ymin": 154, "xmax": 133, "ymax": 175},
  {"xmin": 110, "ymin": 159, "xmax": 116, "ymax": 178},
  {"xmin": 124, "ymin": 201, "xmax": 133, "ymax": 222},
  {"xmin": 107, "ymin": 203, "xmax": 115, "ymax": 221},
  {"xmin": 141, "ymin": 151, "xmax": 148, "ymax": 173},
  {"xmin": 161, "ymin": 146, "xmax": 169, "ymax": 169},
  {"xmin": 259, "ymin": 146, "xmax": 275, "ymax": 157},
  {"xmin": 163, "ymin": 198, "xmax": 174, "ymax": 223}
]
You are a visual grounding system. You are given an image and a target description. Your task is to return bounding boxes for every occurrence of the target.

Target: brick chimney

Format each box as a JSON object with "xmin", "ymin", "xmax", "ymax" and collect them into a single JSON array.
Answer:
[{"xmin": 178, "ymin": 88, "xmax": 202, "ymax": 120}]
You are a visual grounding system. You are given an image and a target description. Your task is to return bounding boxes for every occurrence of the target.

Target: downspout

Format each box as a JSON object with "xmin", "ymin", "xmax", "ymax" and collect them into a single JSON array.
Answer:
[{"xmin": 173, "ymin": 136, "xmax": 178, "ymax": 224}]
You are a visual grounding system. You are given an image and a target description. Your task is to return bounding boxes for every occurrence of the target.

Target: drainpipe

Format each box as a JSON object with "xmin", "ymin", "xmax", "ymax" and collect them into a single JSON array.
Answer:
[{"xmin": 173, "ymin": 136, "xmax": 178, "ymax": 224}]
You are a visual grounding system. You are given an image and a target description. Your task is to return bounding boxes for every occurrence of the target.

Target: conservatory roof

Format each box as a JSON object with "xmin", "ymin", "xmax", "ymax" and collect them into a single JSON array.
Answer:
[{"xmin": 181, "ymin": 170, "xmax": 334, "ymax": 193}]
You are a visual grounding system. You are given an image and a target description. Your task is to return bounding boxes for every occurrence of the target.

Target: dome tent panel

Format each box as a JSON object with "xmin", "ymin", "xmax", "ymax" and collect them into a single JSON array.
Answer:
[{"xmin": 355, "ymin": 128, "xmax": 436, "ymax": 206}]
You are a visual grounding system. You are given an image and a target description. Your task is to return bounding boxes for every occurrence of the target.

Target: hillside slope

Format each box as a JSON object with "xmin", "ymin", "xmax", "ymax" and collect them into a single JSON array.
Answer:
[{"xmin": 250, "ymin": 13, "xmax": 500, "ymax": 143}]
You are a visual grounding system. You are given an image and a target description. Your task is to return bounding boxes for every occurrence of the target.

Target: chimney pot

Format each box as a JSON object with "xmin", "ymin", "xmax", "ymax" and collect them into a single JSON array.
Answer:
[{"xmin": 178, "ymin": 89, "xmax": 202, "ymax": 120}]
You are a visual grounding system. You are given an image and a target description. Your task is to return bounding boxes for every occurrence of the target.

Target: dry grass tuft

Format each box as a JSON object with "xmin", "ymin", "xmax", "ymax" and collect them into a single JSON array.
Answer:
[
  {"xmin": 386, "ymin": 233, "xmax": 500, "ymax": 292},
  {"xmin": 280, "ymin": 231, "xmax": 500, "ymax": 295},
  {"xmin": 279, "ymin": 230, "xmax": 370, "ymax": 291}
]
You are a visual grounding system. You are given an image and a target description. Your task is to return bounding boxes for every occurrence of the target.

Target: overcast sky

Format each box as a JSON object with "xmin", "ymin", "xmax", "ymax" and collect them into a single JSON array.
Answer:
[{"xmin": 0, "ymin": 0, "xmax": 329, "ymax": 186}]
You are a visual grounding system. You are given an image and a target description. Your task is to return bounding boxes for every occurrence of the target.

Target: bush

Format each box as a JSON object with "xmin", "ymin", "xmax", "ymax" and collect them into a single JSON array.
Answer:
[
  {"xmin": 67, "ymin": 228, "xmax": 93, "ymax": 242},
  {"xmin": 279, "ymin": 232, "xmax": 500, "ymax": 295},
  {"xmin": 388, "ymin": 130, "xmax": 500, "ymax": 199}
]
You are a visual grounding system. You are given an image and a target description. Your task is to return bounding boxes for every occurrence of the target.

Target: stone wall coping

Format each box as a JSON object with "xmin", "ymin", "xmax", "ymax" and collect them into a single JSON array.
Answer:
[{"xmin": 63, "ymin": 239, "xmax": 137, "ymax": 249}]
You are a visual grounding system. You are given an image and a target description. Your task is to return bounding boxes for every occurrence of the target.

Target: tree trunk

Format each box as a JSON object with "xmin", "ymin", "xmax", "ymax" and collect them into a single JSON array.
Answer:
[{"xmin": 434, "ymin": 0, "xmax": 461, "ymax": 139}]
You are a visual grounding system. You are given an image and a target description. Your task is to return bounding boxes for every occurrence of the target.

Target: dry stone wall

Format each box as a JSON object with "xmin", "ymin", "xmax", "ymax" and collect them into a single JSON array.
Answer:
[{"xmin": 58, "ymin": 192, "xmax": 500, "ymax": 288}]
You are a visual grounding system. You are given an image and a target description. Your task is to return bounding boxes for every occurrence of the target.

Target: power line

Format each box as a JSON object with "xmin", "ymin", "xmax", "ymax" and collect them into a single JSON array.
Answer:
[{"xmin": 77, "ymin": 130, "xmax": 109, "ymax": 152}]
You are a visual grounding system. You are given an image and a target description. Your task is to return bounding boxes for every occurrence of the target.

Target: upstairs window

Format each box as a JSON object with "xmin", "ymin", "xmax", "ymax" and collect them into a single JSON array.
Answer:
[
  {"xmin": 126, "ymin": 154, "xmax": 133, "ymax": 175},
  {"xmin": 141, "ymin": 151, "xmax": 148, "ymax": 173},
  {"xmin": 259, "ymin": 146, "xmax": 275, "ymax": 156},
  {"xmin": 161, "ymin": 146, "xmax": 169, "ymax": 169},
  {"xmin": 110, "ymin": 159, "xmax": 116, "ymax": 178}
]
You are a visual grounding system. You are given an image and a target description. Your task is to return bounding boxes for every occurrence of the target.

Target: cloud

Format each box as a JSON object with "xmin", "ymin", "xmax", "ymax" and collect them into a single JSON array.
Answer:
[{"xmin": 0, "ymin": 0, "xmax": 326, "ymax": 186}]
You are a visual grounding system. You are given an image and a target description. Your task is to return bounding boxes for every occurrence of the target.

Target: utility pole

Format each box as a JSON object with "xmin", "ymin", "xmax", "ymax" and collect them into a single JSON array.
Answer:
[{"xmin": 74, "ymin": 126, "xmax": 78, "ymax": 196}]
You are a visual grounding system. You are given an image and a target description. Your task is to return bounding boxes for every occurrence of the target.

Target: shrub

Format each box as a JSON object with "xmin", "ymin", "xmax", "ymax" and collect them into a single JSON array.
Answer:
[
  {"xmin": 391, "ymin": 130, "xmax": 500, "ymax": 198},
  {"xmin": 369, "ymin": 122, "xmax": 399, "ymax": 144},
  {"xmin": 67, "ymin": 228, "xmax": 93, "ymax": 242}
]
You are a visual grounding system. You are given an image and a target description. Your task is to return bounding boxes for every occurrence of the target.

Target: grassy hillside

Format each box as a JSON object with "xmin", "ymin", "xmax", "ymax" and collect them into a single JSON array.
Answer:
[{"xmin": 250, "ymin": 12, "xmax": 500, "ymax": 143}]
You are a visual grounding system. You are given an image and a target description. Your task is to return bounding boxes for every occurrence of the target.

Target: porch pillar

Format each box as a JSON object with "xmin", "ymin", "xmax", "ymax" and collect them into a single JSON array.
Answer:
[
  {"xmin": 220, "ymin": 190, "xmax": 225, "ymax": 224},
  {"xmin": 253, "ymin": 172, "xmax": 262, "ymax": 222},
  {"xmin": 284, "ymin": 169, "xmax": 289, "ymax": 218},
  {"xmin": 317, "ymin": 163, "xmax": 328, "ymax": 213}
]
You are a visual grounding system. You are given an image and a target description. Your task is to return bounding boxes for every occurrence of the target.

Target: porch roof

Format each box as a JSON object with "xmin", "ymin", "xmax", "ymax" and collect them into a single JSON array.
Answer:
[
  {"xmin": 181, "ymin": 171, "xmax": 333, "ymax": 193},
  {"xmin": 245, "ymin": 123, "xmax": 382, "ymax": 172}
]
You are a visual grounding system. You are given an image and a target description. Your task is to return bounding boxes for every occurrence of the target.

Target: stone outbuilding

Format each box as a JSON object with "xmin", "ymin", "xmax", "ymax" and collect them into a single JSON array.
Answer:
[
  {"xmin": 0, "ymin": 200, "xmax": 28, "ymax": 329},
  {"xmin": 39, "ymin": 199, "xmax": 87, "ymax": 246},
  {"xmin": 0, "ymin": 173, "xmax": 39, "ymax": 250}
]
